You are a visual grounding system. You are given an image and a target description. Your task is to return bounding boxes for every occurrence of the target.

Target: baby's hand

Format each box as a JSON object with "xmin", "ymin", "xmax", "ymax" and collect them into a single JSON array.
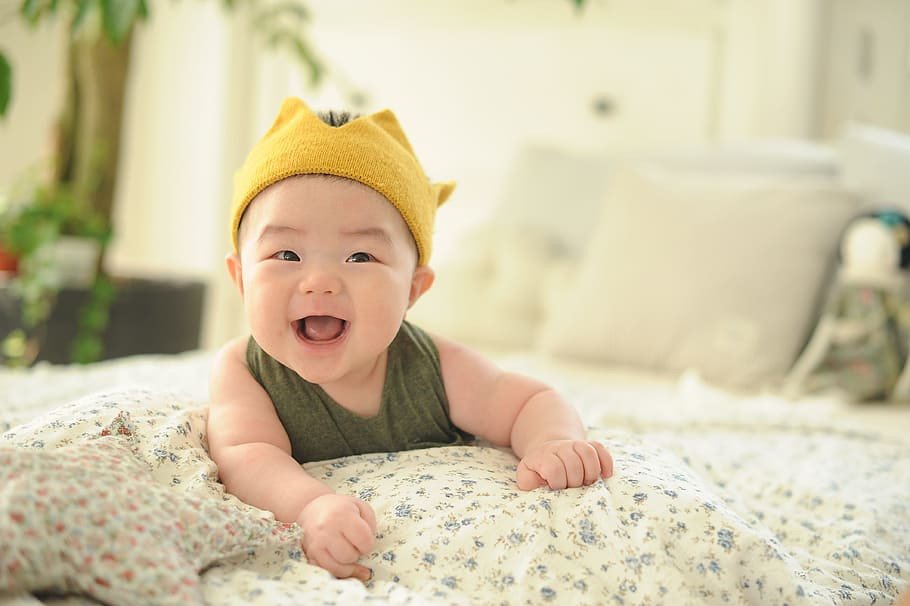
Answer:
[
  {"xmin": 516, "ymin": 439, "xmax": 613, "ymax": 491},
  {"xmin": 297, "ymin": 493, "xmax": 377, "ymax": 581}
]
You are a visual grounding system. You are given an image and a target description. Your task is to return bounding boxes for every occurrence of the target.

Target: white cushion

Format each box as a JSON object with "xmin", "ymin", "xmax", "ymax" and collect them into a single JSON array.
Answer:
[
  {"xmin": 493, "ymin": 145, "xmax": 613, "ymax": 257},
  {"xmin": 536, "ymin": 165, "xmax": 858, "ymax": 389},
  {"xmin": 647, "ymin": 139, "xmax": 839, "ymax": 177},
  {"xmin": 839, "ymin": 122, "xmax": 910, "ymax": 210},
  {"xmin": 410, "ymin": 225, "xmax": 566, "ymax": 349}
]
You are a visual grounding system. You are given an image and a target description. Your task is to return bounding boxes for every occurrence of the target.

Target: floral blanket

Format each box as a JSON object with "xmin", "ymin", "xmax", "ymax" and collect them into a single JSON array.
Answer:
[{"xmin": 0, "ymin": 356, "xmax": 909, "ymax": 605}]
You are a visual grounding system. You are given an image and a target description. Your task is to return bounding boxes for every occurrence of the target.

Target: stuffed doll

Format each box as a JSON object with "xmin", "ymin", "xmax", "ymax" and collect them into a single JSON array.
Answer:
[{"xmin": 784, "ymin": 209, "xmax": 910, "ymax": 402}]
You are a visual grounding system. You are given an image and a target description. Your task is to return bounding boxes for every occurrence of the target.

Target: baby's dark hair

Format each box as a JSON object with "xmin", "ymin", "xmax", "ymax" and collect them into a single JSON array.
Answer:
[{"xmin": 317, "ymin": 110, "xmax": 359, "ymax": 127}]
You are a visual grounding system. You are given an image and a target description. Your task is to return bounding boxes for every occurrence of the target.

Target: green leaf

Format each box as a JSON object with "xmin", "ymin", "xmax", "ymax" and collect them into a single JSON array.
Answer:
[
  {"xmin": 0, "ymin": 52, "xmax": 10, "ymax": 119},
  {"xmin": 137, "ymin": 0, "xmax": 149, "ymax": 19},
  {"xmin": 21, "ymin": 0, "xmax": 42, "ymax": 23},
  {"xmin": 70, "ymin": 0, "xmax": 96, "ymax": 35},
  {"xmin": 70, "ymin": 336, "xmax": 103, "ymax": 364},
  {"xmin": 100, "ymin": 0, "xmax": 141, "ymax": 42},
  {"xmin": 90, "ymin": 276, "xmax": 116, "ymax": 304},
  {"xmin": 264, "ymin": 28, "xmax": 323, "ymax": 86},
  {"xmin": 79, "ymin": 305, "xmax": 109, "ymax": 331},
  {"xmin": 20, "ymin": 0, "xmax": 61, "ymax": 22},
  {"xmin": 290, "ymin": 37, "xmax": 323, "ymax": 86},
  {"xmin": 253, "ymin": 1, "xmax": 310, "ymax": 28},
  {"xmin": 2, "ymin": 330, "xmax": 27, "ymax": 359}
]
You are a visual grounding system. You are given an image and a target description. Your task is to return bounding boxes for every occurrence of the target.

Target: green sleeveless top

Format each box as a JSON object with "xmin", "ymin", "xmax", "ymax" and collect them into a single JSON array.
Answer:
[{"xmin": 246, "ymin": 321, "xmax": 472, "ymax": 463}]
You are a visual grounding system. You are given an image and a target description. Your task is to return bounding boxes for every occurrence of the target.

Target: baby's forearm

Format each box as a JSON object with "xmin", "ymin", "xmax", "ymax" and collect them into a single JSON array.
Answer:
[
  {"xmin": 509, "ymin": 389, "xmax": 587, "ymax": 458},
  {"xmin": 215, "ymin": 441, "xmax": 332, "ymax": 522}
]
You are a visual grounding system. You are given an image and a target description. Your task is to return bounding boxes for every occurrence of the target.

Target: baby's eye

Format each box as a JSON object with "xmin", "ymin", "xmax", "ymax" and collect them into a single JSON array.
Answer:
[
  {"xmin": 346, "ymin": 252, "xmax": 375, "ymax": 263},
  {"xmin": 274, "ymin": 250, "xmax": 300, "ymax": 262}
]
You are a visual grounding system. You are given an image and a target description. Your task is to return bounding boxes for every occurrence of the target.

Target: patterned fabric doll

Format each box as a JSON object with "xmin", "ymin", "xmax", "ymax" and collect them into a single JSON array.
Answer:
[{"xmin": 784, "ymin": 210, "xmax": 910, "ymax": 402}]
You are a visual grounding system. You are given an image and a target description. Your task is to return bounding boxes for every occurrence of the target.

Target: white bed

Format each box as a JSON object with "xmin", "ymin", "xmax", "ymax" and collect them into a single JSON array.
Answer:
[
  {"xmin": 0, "ymin": 350, "xmax": 908, "ymax": 605},
  {"xmin": 2, "ymin": 124, "xmax": 910, "ymax": 605}
]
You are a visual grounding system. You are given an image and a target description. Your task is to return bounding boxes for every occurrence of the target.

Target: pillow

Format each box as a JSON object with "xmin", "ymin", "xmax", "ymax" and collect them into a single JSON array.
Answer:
[
  {"xmin": 494, "ymin": 144, "xmax": 612, "ymax": 257},
  {"xmin": 839, "ymin": 122, "xmax": 910, "ymax": 211},
  {"xmin": 0, "ymin": 428, "xmax": 299, "ymax": 605},
  {"xmin": 536, "ymin": 165, "xmax": 858, "ymax": 389},
  {"xmin": 413, "ymin": 140, "xmax": 842, "ymax": 353},
  {"xmin": 646, "ymin": 139, "xmax": 839, "ymax": 177},
  {"xmin": 409, "ymin": 224, "xmax": 567, "ymax": 349},
  {"xmin": 409, "ymin": 144, "xmax": 610, "ymax": 349}
]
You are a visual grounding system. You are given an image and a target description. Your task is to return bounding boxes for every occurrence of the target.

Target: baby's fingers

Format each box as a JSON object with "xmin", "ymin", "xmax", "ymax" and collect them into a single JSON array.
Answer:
[
  {"xmin": 349, "ymin": 563, "xmax": 373, "ymax": 582},
  {"xmin": 325, "ymin": 538, "xmax": 362, "ymax": 567},
  {"xmin": 342, "ymin": 516, "xmax": 375, "ymax": 556},
  {"xmin": 354, "ymin": 498, "xmax": 378, "ymax": 534},
  {"xmin": 535, "ymin": 452, "xmax": 569, "ymax": 489},
  {"xmin": 592, "ymin": 441, "xmax": 614, "ymax": 479},
  {"xmin": 558, "ymin": 444, "xmax": 587, "ymax": 488},
  {"xmin": 572, "ymin": 441, "xmax": 602, "ymax": 486},
  {"xmin": 310, "ymin": 547, "xmax": 372, "ymax": 582},
  {"xmin": 516, "ymin": 459, "xmax": 548, "ymax": 491}
]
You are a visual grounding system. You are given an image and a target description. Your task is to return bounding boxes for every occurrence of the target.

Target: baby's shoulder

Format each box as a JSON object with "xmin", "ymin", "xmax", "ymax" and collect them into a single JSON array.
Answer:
[
  {"xmin": 209, "ymin": 336, "xmax": 262, "ymax": 405},
  {"xmin": 210, "ymin": 336, "xmax": 254, "ymax": 382},
  {"xmin": 216, "ymin": 335, "xmax": 251, "ymax": 362}
]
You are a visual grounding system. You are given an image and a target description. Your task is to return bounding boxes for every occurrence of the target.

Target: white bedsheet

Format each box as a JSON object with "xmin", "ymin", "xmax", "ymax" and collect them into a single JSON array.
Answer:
[{"xmin": 1, "ymin": 351, "xmax": 908, "ymax": 605}]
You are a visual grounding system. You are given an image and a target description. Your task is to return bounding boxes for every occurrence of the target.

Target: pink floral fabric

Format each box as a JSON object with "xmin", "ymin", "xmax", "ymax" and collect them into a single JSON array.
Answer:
[{"xmin": 0, "ymin": 413, "xmax": 299, "ymax": 606}]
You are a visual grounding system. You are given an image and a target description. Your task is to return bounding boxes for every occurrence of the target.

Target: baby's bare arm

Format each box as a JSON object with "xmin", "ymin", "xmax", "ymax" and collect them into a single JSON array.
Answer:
[
  {"xmin": 434, "ymin": 333, "xmax": 612, "ymax": 489},
  {"xmin": 208, "ymin": 338, "xmax": 375, "ymax": 580},
  {"xmin": 207, "ymin": 337, "xmax": 332, "ymax": 521}
]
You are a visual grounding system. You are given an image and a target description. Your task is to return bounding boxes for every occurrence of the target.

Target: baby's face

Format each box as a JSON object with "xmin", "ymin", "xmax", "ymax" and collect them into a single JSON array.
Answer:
[{"xmin": 231, "ymin": 175, "xmax": 432, "ymax": 386}]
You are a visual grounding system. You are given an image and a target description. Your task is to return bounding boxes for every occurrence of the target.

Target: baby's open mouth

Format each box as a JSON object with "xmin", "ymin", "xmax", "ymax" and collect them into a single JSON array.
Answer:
[{"xmin": 296, "ymin": 316, "xmax": 348, "ymax": 342}]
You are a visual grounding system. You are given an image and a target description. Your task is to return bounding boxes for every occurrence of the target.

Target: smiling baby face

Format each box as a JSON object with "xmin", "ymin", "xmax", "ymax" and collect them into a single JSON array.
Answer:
[{"xmin": 228, "ymin": 174, "xmax": 434, "ymax": 387}]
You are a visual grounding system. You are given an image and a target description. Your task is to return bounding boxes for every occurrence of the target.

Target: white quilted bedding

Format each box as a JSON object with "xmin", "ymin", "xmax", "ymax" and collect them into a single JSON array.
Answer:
[{"xmin": 0, "ymin": 351, "xmax": 908, "ymax": 605}]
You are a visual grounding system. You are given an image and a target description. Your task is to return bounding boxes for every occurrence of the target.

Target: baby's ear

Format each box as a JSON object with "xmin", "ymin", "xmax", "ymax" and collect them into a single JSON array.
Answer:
[
  {"xmin": 408, "ymin": 265, "xmax": 435, "ymax": 308},
  {"xmin": 225, "ymin": 251, "xmax": 244, "ymax": 295}
]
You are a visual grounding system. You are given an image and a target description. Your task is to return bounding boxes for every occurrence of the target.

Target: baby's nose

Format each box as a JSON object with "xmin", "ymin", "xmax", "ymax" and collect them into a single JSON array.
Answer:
[{"xmin": 299, "ymin": 265, "xmax": 342, "ymax": 295}]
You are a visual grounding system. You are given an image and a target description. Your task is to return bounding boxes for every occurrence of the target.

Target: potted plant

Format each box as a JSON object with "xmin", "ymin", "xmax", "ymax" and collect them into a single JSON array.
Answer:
[
  {"xmin": 0, "ymin": 0, "xmax": 361, "ymax": 365},
  {"xmin": 0, "ymin": 180, "xmax": 111, "ymax": 366}
]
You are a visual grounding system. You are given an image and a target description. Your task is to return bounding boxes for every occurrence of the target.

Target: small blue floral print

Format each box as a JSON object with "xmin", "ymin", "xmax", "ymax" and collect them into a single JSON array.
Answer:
[
  {"xmin": 579, "ymin": 519, "xmax": 597, "ymax": 544},
  {"xmin": 717, "ymin": 528, "xmax": 734, "ymax": 550}
]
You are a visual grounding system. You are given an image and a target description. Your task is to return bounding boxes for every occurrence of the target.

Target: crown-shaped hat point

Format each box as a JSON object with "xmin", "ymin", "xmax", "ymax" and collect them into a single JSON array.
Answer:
[
  {"xmin": 261, "ymin": 96, "xmax": 308, "ymax": 138},
  {"xmin": 230, "ymin": 96, "xmax": 454, "ymax": 265},
  {"xmin": 369, "ymin": 109, "xmax": 417, "ymax": 157},
  {"xmin": 433, "ymin": 181, "xmax": 456, "ymax": 207}
]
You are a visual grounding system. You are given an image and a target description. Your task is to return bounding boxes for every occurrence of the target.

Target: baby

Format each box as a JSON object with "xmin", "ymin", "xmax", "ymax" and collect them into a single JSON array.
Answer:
[{"xmin": 207, "ymin": 97, "xmax": 613, "ymax": 581}]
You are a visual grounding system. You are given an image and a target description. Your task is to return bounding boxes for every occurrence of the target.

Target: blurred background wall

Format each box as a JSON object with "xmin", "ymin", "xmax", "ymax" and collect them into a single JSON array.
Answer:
[{"xmin": 1, "ymin": 0, "xmax": 908, "ymax": 350}]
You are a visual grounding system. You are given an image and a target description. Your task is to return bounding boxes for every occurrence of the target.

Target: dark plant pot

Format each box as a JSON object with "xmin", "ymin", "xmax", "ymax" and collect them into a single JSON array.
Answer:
[{"xmin": 0, "ymin": 277, "xmax": 206, "ymax": 364}]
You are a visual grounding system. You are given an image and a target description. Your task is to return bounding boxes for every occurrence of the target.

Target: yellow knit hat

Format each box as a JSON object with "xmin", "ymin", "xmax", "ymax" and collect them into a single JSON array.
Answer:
[{"xmin": 230, "ymin": 96, "xmax": 455, "ymax": 265}]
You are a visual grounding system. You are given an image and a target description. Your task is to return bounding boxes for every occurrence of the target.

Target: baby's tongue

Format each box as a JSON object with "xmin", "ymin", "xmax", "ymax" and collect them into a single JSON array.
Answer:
[{"xmin": 303, "ymin": 316, "xmax": 344, "ymax": 341}]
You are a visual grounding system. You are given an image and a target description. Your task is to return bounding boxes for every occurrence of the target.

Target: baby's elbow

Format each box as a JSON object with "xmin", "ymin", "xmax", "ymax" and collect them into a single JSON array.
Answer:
[
  {"xmin": 205, "ymin": 413, "xmax": 234, "ymax": 464},
  {"xmin": 207, "ymin": 439, "xmax": 238, "ymax": 481},
  {"xmin": 209, "ymin": 442, "xmax": 263, "ymax": 492},
  {"xmin": 487, "ymin": 378, "xmax": 555, "ymax": 444}
]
